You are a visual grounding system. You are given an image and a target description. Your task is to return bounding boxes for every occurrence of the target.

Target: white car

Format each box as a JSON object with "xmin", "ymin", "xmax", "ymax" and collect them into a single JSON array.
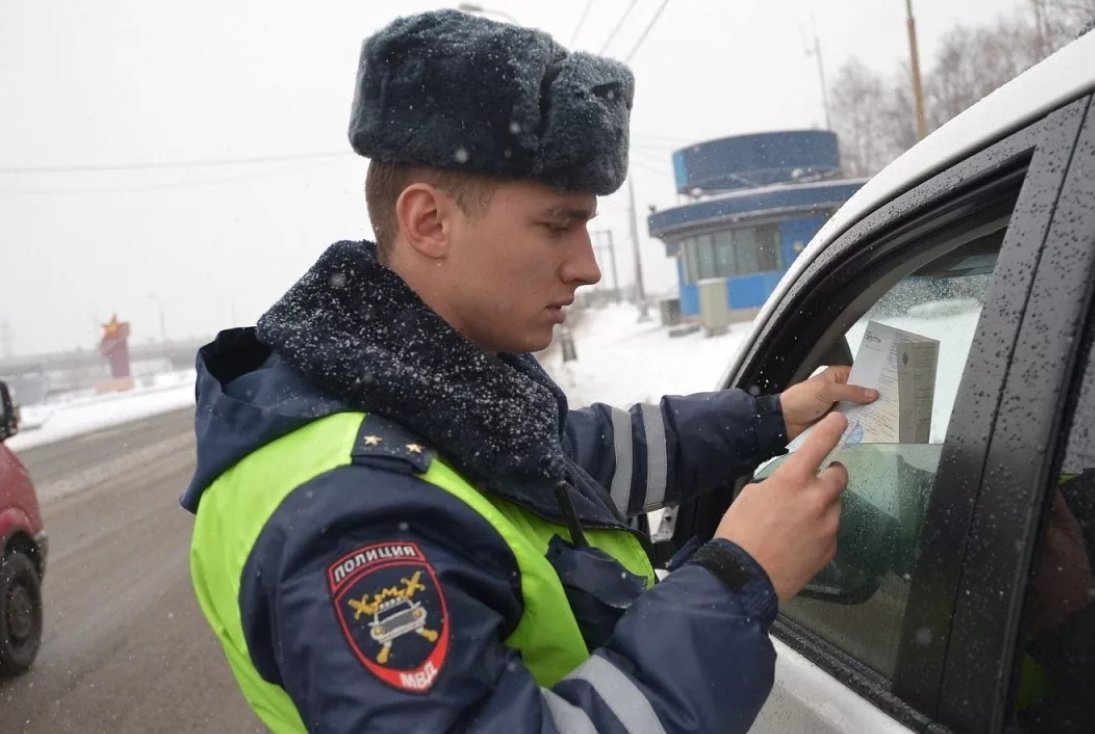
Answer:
[{"xmin": 660, "ymin": 28, "xmax": 1095, "ymax": 734}]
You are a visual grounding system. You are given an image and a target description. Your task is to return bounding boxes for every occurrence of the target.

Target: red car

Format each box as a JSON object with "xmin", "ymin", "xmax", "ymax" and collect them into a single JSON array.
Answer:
[{"xmin": 0, "ymin": 379, "xmax": 46, "ymax": 676}]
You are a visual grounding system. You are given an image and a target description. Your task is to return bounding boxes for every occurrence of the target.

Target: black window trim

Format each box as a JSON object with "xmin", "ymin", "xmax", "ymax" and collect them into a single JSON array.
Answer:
[
  {"xmin": 663, "ymin": 98, "xmax": 1090, "ymax": 729},
  {"xmin": 938, "ymin": 94, "xmax": 1095, "ymax": 733}
]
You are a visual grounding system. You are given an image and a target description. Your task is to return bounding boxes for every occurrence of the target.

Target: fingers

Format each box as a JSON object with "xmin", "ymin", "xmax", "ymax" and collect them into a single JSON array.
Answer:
[
  {"xmin": 821, "ymin": 365, "xmax": 852, "ymax": 383},
  {"xmin": 824, "ymin": 382, "xmax": 879, "ymax": 405},
  {"xmin": 783, "ymin": 412, "xmax": 848, "ymax": 476},
  {"xmin": 817, "ymin": 461, "xmax": 849, "ymax": 500}
]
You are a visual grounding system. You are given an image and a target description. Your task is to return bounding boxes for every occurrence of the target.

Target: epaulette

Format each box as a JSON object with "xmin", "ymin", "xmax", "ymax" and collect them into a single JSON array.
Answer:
[{"xmin": 350, "ymin": 413, "xmax": 435, "ymax": 473}]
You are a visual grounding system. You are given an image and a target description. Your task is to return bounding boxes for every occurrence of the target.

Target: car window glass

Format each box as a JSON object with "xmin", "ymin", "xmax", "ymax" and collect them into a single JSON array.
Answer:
[
  {"xmin": 757, "ymin": 225, "xmax": 1006, "ymax": 679},
  {"xmin": 1010, "ymin": 318, "xmax": 1095, "ymax": 732},
  {"xmin": 846, "ymin": 271, "xmax": 992, "ymax": 444}
]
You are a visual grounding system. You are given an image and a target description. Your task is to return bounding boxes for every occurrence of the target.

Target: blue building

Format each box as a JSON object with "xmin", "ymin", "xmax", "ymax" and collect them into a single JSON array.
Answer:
[{"xmin": 647, "ymin": 130, "xmax": 865, "ymax": 328}]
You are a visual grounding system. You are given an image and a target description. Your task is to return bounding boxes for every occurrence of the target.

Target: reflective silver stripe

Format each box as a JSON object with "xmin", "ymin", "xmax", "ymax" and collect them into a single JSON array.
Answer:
[
  {"xmin": 541, "ymin": 689, "xmax": 598, "ymax": 734},
  {"xmin": 609, "ymin": 407, "xmax": 634, "ymax": 513},
  {"xmin": 566, "ymin": 655, "xmax": 667, "ymax": 734},
  {"xmin": 640, "ymin": 403, "xmax": 668, "ymax": 510}
]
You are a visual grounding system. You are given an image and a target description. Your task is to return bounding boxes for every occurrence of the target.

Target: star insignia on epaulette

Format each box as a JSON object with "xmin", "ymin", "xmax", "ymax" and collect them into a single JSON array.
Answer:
[
  {"xmin": 363, "ymin": 435, "xmax": 382, "ymax": 446},
  {"xmin": 405, "ymin": 443, "xmax": 424, "ymax": 454}
]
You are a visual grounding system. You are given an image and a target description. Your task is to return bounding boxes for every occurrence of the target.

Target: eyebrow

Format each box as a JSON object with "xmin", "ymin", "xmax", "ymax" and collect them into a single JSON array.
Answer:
[{"xmin": 541, "ymin": 205, "xmax": 598, "ymax": 221}]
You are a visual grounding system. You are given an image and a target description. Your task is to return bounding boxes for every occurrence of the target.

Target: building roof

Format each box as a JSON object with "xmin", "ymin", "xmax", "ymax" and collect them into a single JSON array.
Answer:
[{"xmin": 648, "ymin": 179, "xmax": 867, "ymax": 238}]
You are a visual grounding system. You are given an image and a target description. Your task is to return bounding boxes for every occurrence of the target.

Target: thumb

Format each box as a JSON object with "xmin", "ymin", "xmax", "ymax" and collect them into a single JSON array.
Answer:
[{"xmin": 825, "ymin": 383, "xmax": 879, "ymax": 405}]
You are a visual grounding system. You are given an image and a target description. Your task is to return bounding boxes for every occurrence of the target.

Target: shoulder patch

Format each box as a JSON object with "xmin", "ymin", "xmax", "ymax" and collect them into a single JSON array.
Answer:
[
  {"xmin": 351, "ymin": 414, "xmax": 435, "ymax": 472},
  {"xmin": 327, "ymin": 542, "xmax": 449, "ymax": 694}
]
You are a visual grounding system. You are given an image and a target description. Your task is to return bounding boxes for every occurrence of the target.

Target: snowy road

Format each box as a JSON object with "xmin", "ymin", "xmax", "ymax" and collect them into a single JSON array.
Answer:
[{"xmin": 0, "ymin": 409, "xmax": 262, "ymax": 734}]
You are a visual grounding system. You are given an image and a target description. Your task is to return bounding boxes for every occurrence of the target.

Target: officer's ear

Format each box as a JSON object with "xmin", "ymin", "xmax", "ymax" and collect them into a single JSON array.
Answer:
[{"xmin": 395, "ymin": 183, "xmax": 453, "ymax": 260}]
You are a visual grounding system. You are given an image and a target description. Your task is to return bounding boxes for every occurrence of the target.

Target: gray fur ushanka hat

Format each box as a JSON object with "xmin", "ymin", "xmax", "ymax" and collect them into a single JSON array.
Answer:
[{"xmin": 349, "ymin": 10, "xmax": 633, "ymax": 195}]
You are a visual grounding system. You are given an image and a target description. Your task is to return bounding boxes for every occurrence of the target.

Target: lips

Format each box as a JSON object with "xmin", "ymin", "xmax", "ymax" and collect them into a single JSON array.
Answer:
[{"xmin": 546, "ymin": 300, "xmax": 571, "ymax": 324}]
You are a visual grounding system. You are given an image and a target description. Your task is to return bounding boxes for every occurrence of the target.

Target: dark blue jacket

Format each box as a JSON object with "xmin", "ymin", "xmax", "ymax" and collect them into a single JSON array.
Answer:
[{"xmin": 182, "ymin": 240, "xmax": 788, "ymax": 733}]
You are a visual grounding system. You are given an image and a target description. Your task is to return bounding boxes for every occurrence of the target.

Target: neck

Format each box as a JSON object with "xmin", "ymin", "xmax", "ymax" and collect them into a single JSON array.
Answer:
[{"xmin": 386, "ymin": 243, "xmax": 483, "ymax": 352}]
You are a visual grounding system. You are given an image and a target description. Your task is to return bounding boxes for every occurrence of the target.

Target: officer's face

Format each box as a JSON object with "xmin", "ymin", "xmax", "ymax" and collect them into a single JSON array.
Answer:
[{"xmin": 444, "ymin": 180, "xmax": 601, "ymax": 353}]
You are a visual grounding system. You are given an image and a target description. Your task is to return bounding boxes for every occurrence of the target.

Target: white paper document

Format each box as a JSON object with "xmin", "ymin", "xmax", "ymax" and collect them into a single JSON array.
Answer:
[{"xmin": 789, "ymin": 320, "xmax": 940, "ymax": 452}]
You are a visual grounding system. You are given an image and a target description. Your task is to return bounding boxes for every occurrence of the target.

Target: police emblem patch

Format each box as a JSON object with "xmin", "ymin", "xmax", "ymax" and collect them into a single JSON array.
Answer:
[{"xmin": 327, "ymin": 541, "xmax": 448, "ymax": 693}]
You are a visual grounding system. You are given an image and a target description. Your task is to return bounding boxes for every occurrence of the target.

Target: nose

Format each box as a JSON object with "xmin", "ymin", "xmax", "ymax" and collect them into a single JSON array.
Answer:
[{"xmin": 560, "ymin": 228, "xmax": 602, "ymax": 287}]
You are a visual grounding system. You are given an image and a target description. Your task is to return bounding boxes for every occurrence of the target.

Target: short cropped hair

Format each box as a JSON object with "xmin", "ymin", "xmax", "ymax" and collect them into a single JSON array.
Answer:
[{"xmin": 365, "ymin": 160, "xmax": 501, "ymax": 261}]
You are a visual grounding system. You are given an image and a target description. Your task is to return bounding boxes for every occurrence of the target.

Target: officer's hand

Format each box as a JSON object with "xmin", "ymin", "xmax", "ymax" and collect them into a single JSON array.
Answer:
[
  {"xmin": 780, "ymin": 365, "xmax": 877, "ymax": 441},
  {"xmin": 715, "ymin": 413, "xmax": 849, "ymax": 602}
]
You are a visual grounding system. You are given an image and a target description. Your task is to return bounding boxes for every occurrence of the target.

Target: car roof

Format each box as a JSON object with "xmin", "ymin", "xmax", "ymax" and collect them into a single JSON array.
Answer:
[{"xmin": 723, "ymin": 30, "xmax": 1095, "ymax": 386}]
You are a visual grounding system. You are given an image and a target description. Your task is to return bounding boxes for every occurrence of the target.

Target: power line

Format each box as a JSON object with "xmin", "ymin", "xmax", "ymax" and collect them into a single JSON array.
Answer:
[
  {"xmin": 629, "ymin": 147, "xmax": 670, "ymax": 165},
  {"xmin": 568, "ymin": 0, "xmax": 595, "ymax": 45},
  {"xmin": 624, "ymin": 0, "xmax": 670, "ymax": 63},
  {"xmin": 630, "ymin": 142, "xmax": 675, "ymax": 158},
  {"xmin": 2, "ymin": 158, "xmax": 344, "ymax": 196},
  {"xmin": 0, "ymin": 150, "xmax": 351, "ymax": 175},
  {"xmin": 598, "ymin": 0, "xmax": 639, "ymax": 54},
  {"xmin": 633, "ymin": 131, "xmax": 693, "ymax": 144},
  {"xmin": 630, "ymin": 142, "xmax": 678, "ymax": 157},
  {"xmin": 629, "ymin": 158, "xmax": 670, "ymax": 177}
]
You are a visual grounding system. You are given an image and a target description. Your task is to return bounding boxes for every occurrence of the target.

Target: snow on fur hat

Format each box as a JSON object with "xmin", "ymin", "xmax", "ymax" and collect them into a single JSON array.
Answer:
[{"xmin": 349, "ymin": 9, "xmax": 633, "ymax": 195}]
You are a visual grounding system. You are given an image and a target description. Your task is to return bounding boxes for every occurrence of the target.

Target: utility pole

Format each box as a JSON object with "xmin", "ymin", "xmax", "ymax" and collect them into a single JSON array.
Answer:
[
  {"xmin": 146, "ymin": 293, "xmax": 168, "ymax": 367},
  {"xmin": 806, "ymin": 18, "xmax": 832, "ymax": 130},
  {"xmin": 627, "ymin": 176, "xmax": 650, "ymax": 321},
  {"xmin": 592, "ymin": 229, "xmax": 621, "ymax": 303},
  {"xmin": 906, "ymin": 0, "xmax": 929, "ymax": 140},
  {"xmin": 0, "ymin": 321, "xmax": 12, "ymax": 360}
]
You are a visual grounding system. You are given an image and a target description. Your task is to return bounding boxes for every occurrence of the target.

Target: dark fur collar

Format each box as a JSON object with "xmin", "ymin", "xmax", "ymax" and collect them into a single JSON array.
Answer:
[{"xmin": 256, "ymin": 241, "xmax": 573, "ymax": 505}]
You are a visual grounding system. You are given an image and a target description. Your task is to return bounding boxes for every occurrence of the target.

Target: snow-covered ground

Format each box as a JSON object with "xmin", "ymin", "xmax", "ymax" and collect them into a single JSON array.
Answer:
[{"xmin": 8, "ymin": 369, "xmax": 196, "ymax": 451}]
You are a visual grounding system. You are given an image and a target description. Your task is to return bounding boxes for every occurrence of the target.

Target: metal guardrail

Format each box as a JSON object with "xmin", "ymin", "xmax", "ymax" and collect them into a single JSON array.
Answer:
[
  {"xmin": 0, "ymin": 338, "xmax": 210, "ymax": 375},
  {"xmin": 0, "ymin": 338, "xmax": 211, "ymax": 404}
]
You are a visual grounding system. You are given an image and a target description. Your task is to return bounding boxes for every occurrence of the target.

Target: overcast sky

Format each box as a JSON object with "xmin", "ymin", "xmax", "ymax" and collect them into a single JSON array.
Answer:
[{"xmin": 0, "ymin": 0, "xmax": 1024, "ymax": 356}]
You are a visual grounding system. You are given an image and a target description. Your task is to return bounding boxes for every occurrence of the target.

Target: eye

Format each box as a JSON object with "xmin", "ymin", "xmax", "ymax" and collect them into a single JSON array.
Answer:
[{"xmin": 540, "ymin": 222, "xmax": 570, "ymax": 238}]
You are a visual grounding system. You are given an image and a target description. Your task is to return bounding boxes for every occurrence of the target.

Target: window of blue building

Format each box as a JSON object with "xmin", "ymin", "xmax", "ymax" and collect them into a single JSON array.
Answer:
[{"xmin": 680, "ymin": 224, "xmax": 781, "ymax": 283}]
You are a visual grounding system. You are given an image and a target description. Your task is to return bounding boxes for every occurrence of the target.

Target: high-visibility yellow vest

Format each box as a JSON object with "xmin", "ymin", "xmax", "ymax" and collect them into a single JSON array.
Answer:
[{"xmin": 190, "ymin": 411, "xmax": 655, "ymax": 733}]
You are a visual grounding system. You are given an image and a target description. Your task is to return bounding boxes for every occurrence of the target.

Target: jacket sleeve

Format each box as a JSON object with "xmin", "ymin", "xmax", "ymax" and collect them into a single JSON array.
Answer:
[
  {"xmin": 563, "ymin": 390, "xmax": 788, "ymax": 517},
  {"xmin": 241, "ymin": 464, "xmax": 778, "ymax": 733}
]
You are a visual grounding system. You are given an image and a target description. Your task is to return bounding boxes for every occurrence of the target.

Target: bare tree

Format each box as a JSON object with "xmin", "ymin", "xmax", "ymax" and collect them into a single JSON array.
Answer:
[
  {"xmin": 829, "ymin": 59, "xmax": 910, "ymax": 177},
  {"xmin": 924, "ymin": 15, "xmax": 1040, "ymax": 130},
  {"xmin": 1030, "ymin": 0, "xmax": 1095, "ymax": 53},
  {"xmin": 830, "ymin": 0, "xmax": 1094, "ymax": 176},
  {"xmin": 883, "ymin": 61, "xmax": 920, "ymax": 155}
]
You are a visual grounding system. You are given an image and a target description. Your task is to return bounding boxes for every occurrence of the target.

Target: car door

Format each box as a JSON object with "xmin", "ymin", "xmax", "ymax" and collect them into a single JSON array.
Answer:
[
  {"xmin": 661, "ymin": 96, "xmax": 1093, "ymax": 733},
  {"xmin": 943, "ymin": 93, "xmax": 1095, "ymax": 733}
]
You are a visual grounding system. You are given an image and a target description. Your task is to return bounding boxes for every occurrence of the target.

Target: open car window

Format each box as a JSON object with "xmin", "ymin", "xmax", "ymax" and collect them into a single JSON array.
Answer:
[{"xmin": 754, "ymin": 216, "xmax": 1007, "ymax": 679}]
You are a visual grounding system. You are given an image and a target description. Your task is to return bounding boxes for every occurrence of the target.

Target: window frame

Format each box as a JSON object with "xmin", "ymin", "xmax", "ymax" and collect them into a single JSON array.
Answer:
[{"xmin": 662, "ymin": 97, "xmax": 1091, "ymax": 729}]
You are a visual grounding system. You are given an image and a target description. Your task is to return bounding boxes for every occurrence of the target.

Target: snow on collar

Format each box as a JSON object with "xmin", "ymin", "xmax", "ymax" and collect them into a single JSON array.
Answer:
[{"xmin": 256, "ymin": 240, "xmax": 569, "ymax": 500}]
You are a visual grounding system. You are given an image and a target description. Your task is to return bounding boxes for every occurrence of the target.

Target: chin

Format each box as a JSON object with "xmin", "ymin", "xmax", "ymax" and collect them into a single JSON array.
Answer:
[{"xmin": 510, "ymin": 330, "xmax": 554, "ymax": 354}]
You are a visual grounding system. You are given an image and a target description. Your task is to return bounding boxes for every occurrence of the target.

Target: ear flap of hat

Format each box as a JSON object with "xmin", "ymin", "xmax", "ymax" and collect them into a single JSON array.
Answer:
[{"xmin": 534, "ymin": 52, "xmax": 634, "ymax": 194}]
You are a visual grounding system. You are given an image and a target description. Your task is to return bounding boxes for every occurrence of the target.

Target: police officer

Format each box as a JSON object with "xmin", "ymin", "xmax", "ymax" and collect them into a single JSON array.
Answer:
[{"xmin": 184, "ymin": 10, "xmax": 877, "ymax": 733}]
